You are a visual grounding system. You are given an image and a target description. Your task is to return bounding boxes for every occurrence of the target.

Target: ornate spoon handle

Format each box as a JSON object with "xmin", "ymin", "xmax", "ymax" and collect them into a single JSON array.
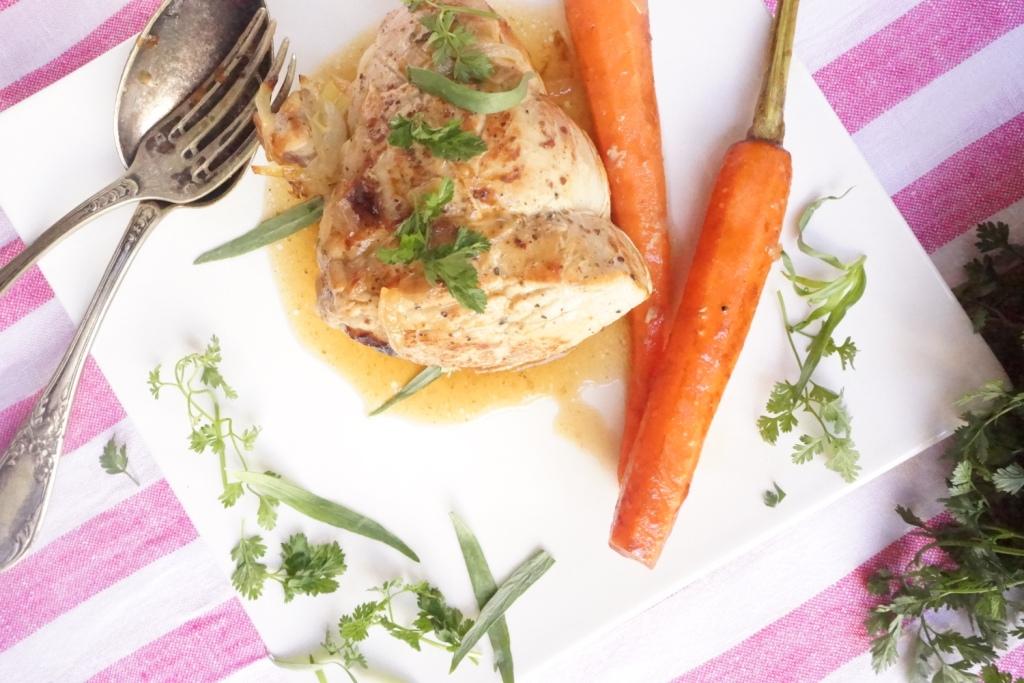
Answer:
[
  {"xmin": 0, "ymin": 176, "xmax": 142, "ymax": 299},
  {"xmin": 0, "ymin": 200, "xmax": 166, "ymax": 570}
]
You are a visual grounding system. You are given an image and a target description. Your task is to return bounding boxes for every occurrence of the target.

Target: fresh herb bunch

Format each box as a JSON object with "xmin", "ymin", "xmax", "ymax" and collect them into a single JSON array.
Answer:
[
  {"xmin": 231, "ymin": 533, "xmax": 347, "ymax": 602},
  {"xmin": 378, "ymin": 178, "xmax": 491, "ymax": 312},
  {"xmin": 868, "ymin": 222, "xmax": 1024, "ymax": 681},
  {"xmin": 757, "ymin": 193, "xmax": 867, "ymax": 482},
  {"xmin": 148, "ymin": 336, "xmax": 280, "ymax": 529},
  {"xmin": 388, "ymin": 115, "xmax": 487, "ymax": 161},
  {"xmin": 403, "ymin": 0, "xmax": 498, "ymax": 83},
  {"xmin": 867, "ymin": 382, "xmax": 1024, "ymax": 681},
  {"xmin": 955, "ymin": 222, "xmax": 1024, "ymax": 388},
  {"xmin": 99, "ymin": 437, "xmax": 140, "ymax": 486}
]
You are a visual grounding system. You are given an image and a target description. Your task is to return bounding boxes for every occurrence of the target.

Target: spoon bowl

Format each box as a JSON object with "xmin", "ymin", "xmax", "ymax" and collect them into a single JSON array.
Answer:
[{"xmin": 116, "ymin": 0, "xmax": 267, "ymax": 166}]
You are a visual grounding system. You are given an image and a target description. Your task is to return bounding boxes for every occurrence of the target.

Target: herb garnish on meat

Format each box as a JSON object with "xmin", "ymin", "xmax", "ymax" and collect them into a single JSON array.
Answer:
[
  {"xmin": 378, "ymin": 178, "xmax": 491, "ymax": 312},
  {"xmin": 388, "ymin": 115, "xmax": 487, "ymax": 160}
]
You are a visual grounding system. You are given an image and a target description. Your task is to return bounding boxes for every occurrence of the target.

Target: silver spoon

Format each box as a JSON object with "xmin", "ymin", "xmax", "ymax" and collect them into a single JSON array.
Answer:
[
  {"xmin": 0, "ymin": 0, "xmax": 293, "ymax": 570},
  {"xmin": 0, "ymin": 0, "xmax": 272, "ymax": 297}
]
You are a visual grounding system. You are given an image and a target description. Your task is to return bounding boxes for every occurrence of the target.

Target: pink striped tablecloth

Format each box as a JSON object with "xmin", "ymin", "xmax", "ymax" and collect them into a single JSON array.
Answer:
[{"xmin": 0, "ymin": 1, "xmax": 1022, "ymax": 681}]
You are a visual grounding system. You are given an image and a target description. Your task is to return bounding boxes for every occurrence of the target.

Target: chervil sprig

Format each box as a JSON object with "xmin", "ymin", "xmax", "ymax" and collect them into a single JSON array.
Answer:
[
  {"xmin": 231, "ymin": 533, "xmax": 347, "ymax": 602},
  {"xmin": 378, "ymin": 178, "xmax": 491, "ymax": 312},
  {"xmin": 271, "ymin": 579, "xmax": 480, "ymax": 680},
  {"xmin": 757, "ymin": 193, "xmax": 867, "ymax": 483},
  {"xmin": 388, "ymin": 115, "xmax": 487, "ymax": 161},
  {"xmin": 148, "ymin": 336, "xmax": 280, "ymax": 528}
]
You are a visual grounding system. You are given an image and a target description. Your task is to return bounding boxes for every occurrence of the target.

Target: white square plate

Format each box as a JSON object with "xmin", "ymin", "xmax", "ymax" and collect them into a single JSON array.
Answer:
[{"xmin": 0, "ymin": 0, "xmax": 1003, "ymax": 680}]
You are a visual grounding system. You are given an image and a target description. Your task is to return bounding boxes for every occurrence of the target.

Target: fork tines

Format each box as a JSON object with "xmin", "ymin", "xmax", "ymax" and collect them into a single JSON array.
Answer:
[{"xmin": 153, "ymin": 8, "xmax": 294, "ymax": 185}]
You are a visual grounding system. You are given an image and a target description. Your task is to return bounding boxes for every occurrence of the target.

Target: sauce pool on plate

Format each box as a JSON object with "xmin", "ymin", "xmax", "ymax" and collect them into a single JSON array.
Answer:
[{"xmin": 266, "ymin": 5, "xmax": 626, "ymax": 464}]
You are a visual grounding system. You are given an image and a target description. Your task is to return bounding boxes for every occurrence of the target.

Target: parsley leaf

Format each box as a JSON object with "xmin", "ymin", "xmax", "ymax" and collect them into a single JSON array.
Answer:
[
  {"xmin": 278, "ymin": 534, "xmax": 347, "ymax": 602},
  {"xmin": 378, "ymin": 178, "xmax": 454, "ymax": 266},
  {"xmin": 99, "ymin": 437, "xmax": 139, "ymax": 486},
  {"xmin": 388, "ymin": 115, "xmax": 487, "ymax": 161},
  {"xmin": 423, "ymin": 227, "xmax": 491, "ymax": 312},
  {"xmin": 758, "ymin": 193, "xmax": 866, "ymax": 483},
  {"xmin": 762, "ymin": 482, "xmax": 787, "ymax": 508},
  {"xmin": 377, "ymin": 179, "xmax": 491, "ymax": 311},
  {"xmin": 230, "ymin": 534, "xmax": 269, "ymax": 600},
  {"xmin": 992, "ymin": 462, "xmax": 1024, "ymax": 495},
  {"xmin": 231, "ymin": 533, "xmax": 347, "ymax": 603}
]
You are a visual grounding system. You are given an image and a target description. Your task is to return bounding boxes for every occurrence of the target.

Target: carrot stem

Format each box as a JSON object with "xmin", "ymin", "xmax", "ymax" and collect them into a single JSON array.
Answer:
[{"xmin": 749, "ymin": 0, "xmax": 801, "ymax": 144}]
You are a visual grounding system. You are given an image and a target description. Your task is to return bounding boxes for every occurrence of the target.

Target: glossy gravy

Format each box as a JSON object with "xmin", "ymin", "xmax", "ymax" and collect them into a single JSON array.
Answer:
[{"xmin": 266, "ymin": 5, "xmax": 627, "ymax": 463}]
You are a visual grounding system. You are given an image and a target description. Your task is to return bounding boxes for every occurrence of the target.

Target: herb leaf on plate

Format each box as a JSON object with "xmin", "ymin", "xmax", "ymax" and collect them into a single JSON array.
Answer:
[
  {"xmin": 231, "ymin": 532, "xmax": 346, "ymax": 602},
  {"xmin": 370, "ymin": 365, "xmax": 444, "ymax": 416},
  {"xmin": 149, "ymin": 336, "xmax": 280, "ymax": 528},
  {"xmin": 194, "ymin": 196, "xmax": 324, "ymax": 264},
  {"xmin": 450, "ymin": 548, "xmax": 555, "ymax": 671},
  {"xmin": 758, "ymin": 193, "xmax": 866, "ymax": 483},
  {"xmin": 233, "ymin": 470, "xmax": 420, "ymax": 562},
  {"xmin": 451, "ymin": 512, "xmax": 515, "ymax": 683},
  {"xmin": 146, "ymin": 335, "xmax": 278, "ymax": 528},
  {"xmin": 99, "ymin": 437, "xmax": 139, "ymax": 486},
  {"xmin": 762, "ymin": 482, "xmax": 786, "ymax": 508},
  {"xmin": 273, "ymin": 579, "xmax": 480, "ymax": 679}
]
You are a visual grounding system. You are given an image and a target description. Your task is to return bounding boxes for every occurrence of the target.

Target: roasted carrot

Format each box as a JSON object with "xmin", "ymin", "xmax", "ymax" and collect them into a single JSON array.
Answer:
[
  {"xmin": 611, "ymin": 0, "xmax": 801, "ymax": 567},
  {"xmin": 564, "ymin": 0, "xmax": 672, "ymax": 480}
]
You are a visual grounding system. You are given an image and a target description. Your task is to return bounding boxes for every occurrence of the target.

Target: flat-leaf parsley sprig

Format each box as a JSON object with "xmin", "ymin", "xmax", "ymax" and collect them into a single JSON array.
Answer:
[
  {"xmin": 148, "ymin": 336, "xmax": 280, "ymax": 529},
  {"xmin": 378, "ymin": 178, "xmax": 491, "ymax": 312},
  {"xmin": 388, "ymin": 115, "xmax": 488, "ymax": 161},
  {"xmin": 758, "ymin": 192, "xmax": 867, "ymax": 483},
  {"xmin": 231, "ymin": 532, "xmax": 348, "ymax": 602}
]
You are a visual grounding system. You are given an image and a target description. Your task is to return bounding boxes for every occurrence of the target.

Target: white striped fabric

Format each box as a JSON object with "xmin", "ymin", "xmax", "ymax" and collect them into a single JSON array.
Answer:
[
  {"xmin": 853, "ymin": 24, "xmax": 1024, "ymax": 196},
  {"xmin": 0, "ymin": 0, "xmax": 1022, "ymax": 681}
]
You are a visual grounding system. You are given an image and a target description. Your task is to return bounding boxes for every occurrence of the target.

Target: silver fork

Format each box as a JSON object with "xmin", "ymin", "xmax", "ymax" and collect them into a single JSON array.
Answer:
[
  {"xmin": 0, "ymin": 8, "xmax": 281, "ymax": 298},
  {"xmin": 0, "ymin": 10, "xmax": 294, "ymax": 570}
]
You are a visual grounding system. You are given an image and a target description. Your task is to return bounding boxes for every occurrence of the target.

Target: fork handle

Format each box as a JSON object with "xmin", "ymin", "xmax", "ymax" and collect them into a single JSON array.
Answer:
[
  {"xmin": 0, "ymin": 176, "xmax": 142, "ymax": 299},
  {"xmin": 0, "ymin": 200, "xmax": 166, "ymax": 570}
]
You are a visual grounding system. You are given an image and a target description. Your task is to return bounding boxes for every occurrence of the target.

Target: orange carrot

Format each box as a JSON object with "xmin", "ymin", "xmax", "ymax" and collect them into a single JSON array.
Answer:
[
  {"xmin": 610, "ymin": 0, "xmax": 801, "ymax": 567},
  {"xmin": 564, "ymin": 0, "xmax": 672, "ymax": 481}
]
